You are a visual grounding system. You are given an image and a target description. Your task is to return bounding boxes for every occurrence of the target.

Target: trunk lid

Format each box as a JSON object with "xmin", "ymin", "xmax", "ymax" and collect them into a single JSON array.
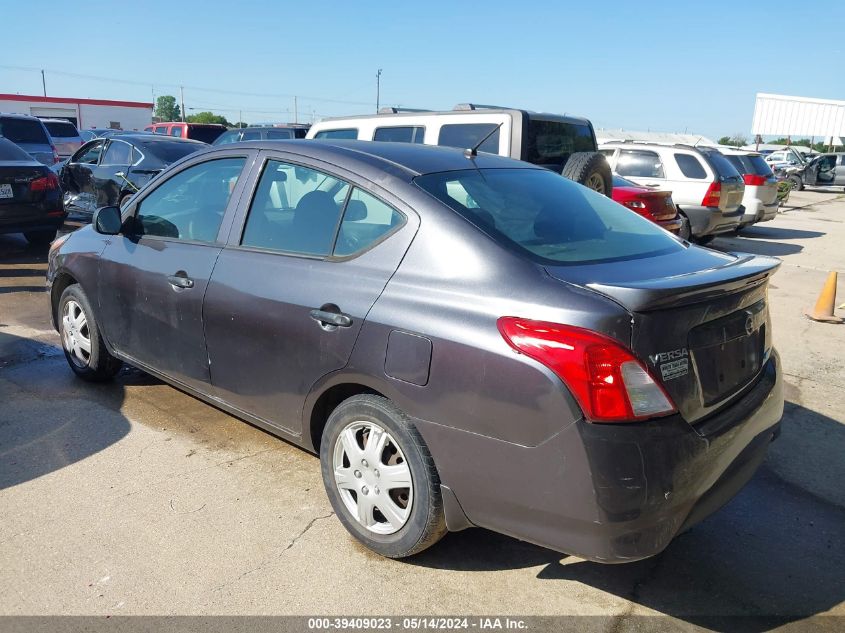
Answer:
[
  {"xmin": 545, "ymin": 247, "xmax": 780, "ymax": 423},
  {"xmin": 0, "ymin": 162, "xmax": 50, "ymax": 210}
]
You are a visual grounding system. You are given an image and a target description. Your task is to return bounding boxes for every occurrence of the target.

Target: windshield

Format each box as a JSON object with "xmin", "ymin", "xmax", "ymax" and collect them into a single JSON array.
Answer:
[
  {"xmin": 415, "ymin": 168, "xmax": 683, "ymax": 265},
  {"xmin": 187, "ymin": 126, "xmax": 225, "ymax": 144},
  {"xmin": 43, "ymin": 121, "xmax": 79, "ymax": 138},
  {"xmin": 141, "ymin": 140, "xmax": 203, "ymax": 164},
  {"xmin": 0, "ymin": 118, "xmax": 49, "ymax": 144}
]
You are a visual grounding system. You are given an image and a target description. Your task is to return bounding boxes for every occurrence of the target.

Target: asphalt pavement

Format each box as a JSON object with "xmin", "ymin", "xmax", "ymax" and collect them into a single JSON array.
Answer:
[{"xmin": 1, "ymin": 190, "xmax": 843, "ymax": 631}]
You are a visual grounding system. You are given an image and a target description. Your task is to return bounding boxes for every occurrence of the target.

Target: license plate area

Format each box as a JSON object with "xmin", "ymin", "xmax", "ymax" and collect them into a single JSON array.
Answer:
[
  {"xmin": 689, "ymin": 300, "xmax": 766, "ymax": 406},
  {"xmin": 0, "ymin": 184, "xmax": 13, "ymax": 199}
]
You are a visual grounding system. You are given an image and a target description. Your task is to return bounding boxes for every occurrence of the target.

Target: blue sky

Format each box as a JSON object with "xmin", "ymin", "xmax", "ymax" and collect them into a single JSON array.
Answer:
[{"xmin": 2, "ymin": 0, "xmax": 842, "ymax": 138}]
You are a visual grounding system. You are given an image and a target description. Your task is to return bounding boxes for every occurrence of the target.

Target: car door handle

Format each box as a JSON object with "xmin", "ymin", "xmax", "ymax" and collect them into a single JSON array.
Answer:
[
  {"xmin": 309, "ymin": 309, "xmax": 352, "ymax": 327},
  {"xmin": 167, "ymin": 274, "xmax": 194, "ymax": 289}
]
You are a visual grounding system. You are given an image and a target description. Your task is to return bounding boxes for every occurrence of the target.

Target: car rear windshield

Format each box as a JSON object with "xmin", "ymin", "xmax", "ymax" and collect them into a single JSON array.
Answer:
[
  {"xmin": 315, "ymin": 129, "xmax": 358, "ymax": 140},
  {"xmin": 725, "ymin": 154, "xmax": 773, "ymax": 177},
  {"xmin": 187, "ymin": 126, "xmax": 225, "ymax": 144},
  {"xmin": 0, "ymin": 136, "xmax": 34, "ymax": 160},
  {"xmin": 43, "ymin": 121, "xmax": 79, "ymax": 139},
  {"xmin": 141, "ymin": 140, "xmax": 203, "ymax": 163},
  {"xmin": 523, "ymin": 118, "xmax": 596, "ymax": 166},
  {"xmin": 700, "ymin": 150, "xmax": 741, "ymax": 180},
  {"xmin": 414, "ymin": 168, "xmax": 683, "ymax": 265},
  {"xmin": 0, "ymin": 118, "xmax": 49, "ymax": 144}
]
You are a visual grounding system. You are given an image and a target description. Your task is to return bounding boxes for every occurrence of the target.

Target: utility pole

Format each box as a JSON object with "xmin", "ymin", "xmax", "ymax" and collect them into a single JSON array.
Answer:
[
  {"xmin": 41, "ymin": 69, "xmax": 46, "ymax": 97},
  {"xmin": 294, "ymin": 96, "xmax": 298, "ymax": 124},
  {"xmin": 239, "ymin": 111, "xmax": 242, "ymax": 128},
  {"xmin": 180, "ymin": 86, "xmax": 185, "ymax": 122},
  {"xmin": 376, "ymin": 69, "xmax": 382, "ymax": 112}
]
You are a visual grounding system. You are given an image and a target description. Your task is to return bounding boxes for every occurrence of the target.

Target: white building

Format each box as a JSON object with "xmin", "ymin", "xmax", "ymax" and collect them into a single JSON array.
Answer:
[{"xmin": 0, "ymin": 93, "xmax": 152, "ymax": 131}]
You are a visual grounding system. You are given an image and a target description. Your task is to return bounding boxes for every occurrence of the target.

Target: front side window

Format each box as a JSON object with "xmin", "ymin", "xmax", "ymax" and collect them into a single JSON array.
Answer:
[
  {"xmin": 241, "ymin": 160, "xmax": 349, "ymax": 256},
  {"xmin": 616, "ymin": 150, "xmax": 665, "ymax": 178},
  {"xmin": 314, "ymin": 129, "xmax": 358, "ymax": 140},
  {"xmin": 438, "ymin": 123, "xmax": 500, "ymax": 154},
  {"xmin": 266, "ymin": 129, "xmax": 294, "ymax": 139},
  {"xmin": 241, "ymin": 129, "xmax": 262, "ymax": 141},
  {"xmin": 134, "ymin": 157, "xmax": 246, "ymax": 242},
  {"xmin": 100, "ymin": 140, "xmax": 132, "ymax": 166},
  {"xmin": 75, "ymin": 141, "xmax": 105, "ymax": 164},
  {"xmin": 213, "ymin": 130, "xmax": 242, "ymax": 145},
  {"xmin": 415, "ymin": 168, "xmax": 683, "ymax": 265},
  {"xmin": 170, "ymin": 127, "xmax": 182, "ymax": 137},
  {"xmin": 674, "ymin": 153, "xmax": 707, "ymax": 179},
  {"xmin": 334, "ymin": 188, "xmax": 405, "ymax": 256},
  {"xmin": 154, "ymin": 127, "xmax": 168, "ymax": 135},
  {"xmin": 373, "ymin": 126, "xmax": 425, "ymax": 143}
]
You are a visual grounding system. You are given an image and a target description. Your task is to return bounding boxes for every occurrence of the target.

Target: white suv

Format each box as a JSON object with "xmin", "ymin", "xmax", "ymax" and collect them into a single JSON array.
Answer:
[
  {"xmin": 599, "ymin": 142, "xmax": 745, "ymax": 242},
  {"xmin": 720, "ymin": 150, "xmax": 779, "ymax": 228},
  {"xmin": 307, "ymin": 104, "xmax": 613, "ymax": 195}
]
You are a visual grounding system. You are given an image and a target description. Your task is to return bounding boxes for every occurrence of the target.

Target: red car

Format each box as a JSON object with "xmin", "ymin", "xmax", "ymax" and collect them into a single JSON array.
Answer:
[{"xmin": 612, "ymin": 175, "xmax": 685, "ymax": 236}]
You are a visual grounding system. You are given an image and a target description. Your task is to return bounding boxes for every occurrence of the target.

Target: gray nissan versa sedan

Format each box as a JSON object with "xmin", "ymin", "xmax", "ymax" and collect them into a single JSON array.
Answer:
[{"xmin": 46, "ymin": 140, "xmax": 784, "ymax": 562}]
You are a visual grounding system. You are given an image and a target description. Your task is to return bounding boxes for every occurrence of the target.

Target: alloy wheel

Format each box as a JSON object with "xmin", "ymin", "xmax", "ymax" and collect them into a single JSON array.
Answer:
[
  {"xmin": 61, "ymin": 299, "xmax": 91, "ymax": 368},
  {"xmin": 586, "ymin": 173, "xmax": 605, "ymax": 194},
  {"xmin": 332, "ymin": 420, "xmax": 413, "ymax": 535}
]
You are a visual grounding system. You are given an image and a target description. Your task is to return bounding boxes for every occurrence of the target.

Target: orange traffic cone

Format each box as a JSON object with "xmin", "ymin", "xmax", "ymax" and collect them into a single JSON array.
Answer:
[{"xmin": 804, "ymin": 271, "xmax": 843, "ymax": 323}]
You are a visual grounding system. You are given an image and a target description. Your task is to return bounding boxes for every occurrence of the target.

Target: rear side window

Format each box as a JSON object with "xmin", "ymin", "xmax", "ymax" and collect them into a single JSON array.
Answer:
[
  {"xmin": 141, "ymin": 140, "xmax": 203, "ymax": 163},
  {"xmin": 0, "ymin": 118, "xmax": 49, "ymax": 144},
  {"xmin": 154, "ymin": 127, "xmax": 168, "ymax": 135},
  {"xmin": 135, "ymin": 157, "xmax": 246, "ymax": 242},
  {"xmin": 438, "ymin": 123, "xmax": 500, "ymax": 154},
  {"xmin": 415, "ymin": 168, "xmax": 682, "ymax": 265},
  {"xmin": 334, "ymin": 188, "xmax": 405, "ymax": 256},
  {"xmin": 373, "ymin": 126, "xmax": 425, "ymax": 143},
  {"xmin": 524, "ymin": 119, "xmax": 596, "ymax": 165},
  {"xmin": 616, "ymin": 150, "xmax": 664, "ymax": 178},
  {"xmin": 43, "ymin": 121, "xmax": 79, "ymax": 138},
  {"xmin": 314, "ymin": 129, "xmax": 358, "ymax": 140},
  {"xmin": 187, "ymin": 126, "xmax": 225, "ymax": 144},
  {"xmin": 100, "ymin": 140, "xmax": 132, "ymax": 166},
  {"xmin": 170, "ymin": 127, "xmax": 182, "ymax": 137},
  {"xmin": 241, "ymin": 159, "xmax": 349, "ymax": 256},
  {"xmin": 674, "ymin": 153, "xmax": 707, "ymax": 179},
  {"xmin": 241, "ymin": 129, "xmax": 262, "ymax": 141}
]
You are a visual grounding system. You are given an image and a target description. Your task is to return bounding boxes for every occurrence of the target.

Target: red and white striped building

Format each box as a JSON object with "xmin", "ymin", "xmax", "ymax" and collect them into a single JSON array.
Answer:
[{"xmin": 0, "ymin": 93, "xmax": 152, "ymax": 131}]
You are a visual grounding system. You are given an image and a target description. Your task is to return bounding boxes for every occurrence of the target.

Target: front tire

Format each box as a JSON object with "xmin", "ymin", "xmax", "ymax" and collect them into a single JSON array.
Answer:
[
  {"xmin": 788, "ymin": 175, "xmax": 803, "ymax": 191},
  {"xmin": 58, "ymin": 285, "xmax": 122, "ymax": 382},
  {"xmin": 562, "ymin": 152, "xmax": 613, "ymax": 197},
  {"xmin": 320, "ymin": 394, "xmax": 447, "ymax": 558}
]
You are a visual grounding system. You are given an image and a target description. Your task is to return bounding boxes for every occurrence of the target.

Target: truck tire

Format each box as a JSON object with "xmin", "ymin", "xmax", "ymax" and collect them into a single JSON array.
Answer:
[{"xmin": 562, "ymin": 152, "xmax": 613, "ymax": 197}]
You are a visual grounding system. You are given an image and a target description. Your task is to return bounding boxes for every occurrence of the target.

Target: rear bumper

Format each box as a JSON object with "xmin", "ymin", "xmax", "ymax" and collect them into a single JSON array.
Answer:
[
  {"xmin": 656, "ymin": 216, "xmax": 683, "ymax": 234},
  {"xmin": 0, "ymin": 205, "xmax": 66, "ymax": 235},
  {"xmin": 741, "ymin": 198, "xmax": 779, "ymax": 224},
  {"xmin": 417, "ymin": 351, "xmax": 783, "ymax": 563},
  {"xmin": 680, "ymin": 204, "xmax": 742, "ymax": 237}
]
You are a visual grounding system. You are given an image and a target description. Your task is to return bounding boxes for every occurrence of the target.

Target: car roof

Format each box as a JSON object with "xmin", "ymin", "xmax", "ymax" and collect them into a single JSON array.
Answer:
[
  {"xmin": 720, "ymin": 149, "xmax": 762, "ymax": 157},
  {"xmin": 0, "ymin": 112, "xmax": 43, "ymax": 121},
  {"xmin": 39, "ymin": 118, "xmax": 77, "ymax": 124},
  {"xmin": 109, "ymin": 134, "xmax": 207, "ymax": 145},
  {"xmin": 314, "ymin": 108, "xmax": 591, "ymax": 127},
  {"xmin": 204, "ymin": 139, "xmax": 537, "ymax": 177}
]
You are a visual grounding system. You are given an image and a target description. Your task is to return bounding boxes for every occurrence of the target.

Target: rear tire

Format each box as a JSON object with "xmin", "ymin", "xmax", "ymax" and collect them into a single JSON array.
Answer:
[
  {"xmin": 678, "ymin": 213, "xmax": 691, "ymax": 241},
  {"xmin": 695, "ymin": 235, "xmax": 715, "ymax": 245},
  {"xmin": 788, "ymin": 175, "xmax": 803, "ymax": 191},
  {"xmin": 24, "ymin": 229, "xmax": 57, "ymax": 245},
  {"xmin": 58, "ymin": 285, "xmax": 122, "ymax": 382},
  {"xmin": 562, "ymin": 152, "xmax": 613, "ymax": 197},
  {"xmin": 320, "ymin": 394, "xmax": 447, "ymax": 558}
]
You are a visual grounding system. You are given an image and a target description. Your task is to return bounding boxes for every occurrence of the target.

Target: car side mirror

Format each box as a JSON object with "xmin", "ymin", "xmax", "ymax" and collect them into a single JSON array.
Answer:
[{"xmin": 93, "ymin": 206, "xmax": 123, "ymax": 235}]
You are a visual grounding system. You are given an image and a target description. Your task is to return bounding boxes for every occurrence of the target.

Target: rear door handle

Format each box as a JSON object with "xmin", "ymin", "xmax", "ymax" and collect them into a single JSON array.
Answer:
[
  {"xmin": 309, "ymin": 309, "xmax": 352, "ymax": 328},
  {"xmin": 167, "ymin": 274, "xmax": 194, "ymax": 289}
]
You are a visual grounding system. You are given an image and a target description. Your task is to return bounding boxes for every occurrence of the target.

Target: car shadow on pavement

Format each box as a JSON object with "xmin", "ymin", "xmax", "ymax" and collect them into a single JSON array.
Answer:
[
  {"xmin": 710, "ymin": 236, "xmax": 804, "ymax": 258},
  {"xmin": 0, "ymin": 333, "xmax": 132, "ymax": 490},
  {"xmin": 739, "ymin": 226, "xmax": 826, "ymax": 241},
  {"xmin": 411, "ymin": 402, "xmax": 845, "ymax": 631}
]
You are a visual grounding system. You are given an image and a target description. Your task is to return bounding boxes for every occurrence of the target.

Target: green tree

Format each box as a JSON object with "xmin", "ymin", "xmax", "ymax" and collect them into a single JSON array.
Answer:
[
  {"xmin": 185, "ymin": 111, "xmax": 230, "ymax": 126},
  {"xmin": 154, "ymin": 95, "xmax": 181, "ymax": 122},
  {"xmin": 718, "ymin": 134, "xmax": 747, "ymax": 147}
]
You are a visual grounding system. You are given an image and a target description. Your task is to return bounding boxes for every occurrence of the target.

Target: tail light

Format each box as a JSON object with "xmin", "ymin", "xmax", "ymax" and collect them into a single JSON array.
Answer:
[
  {"xmin": 497, "ymin": 318, "xmax": 676, "ymax": 423},
  {"xmin": 51, "ymin": 146, "xmax": 60, "ymax": 164},
  {"xmin": 30, "ymin": 172, "xmax": 60, "ymax": 192},
  {"xmin": 623, "ymin": 200, "xmax": 647, "ymax": 209},
  {"xmin": 701, "ymin": 182, "xmax": 722, "ymax": 207},
  {"xmin": 743, "ymin": 174, "xmax": 767, "ymax": 186}
]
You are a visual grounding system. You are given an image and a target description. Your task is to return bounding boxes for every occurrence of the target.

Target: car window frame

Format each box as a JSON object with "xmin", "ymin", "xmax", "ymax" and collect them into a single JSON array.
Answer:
[
  {"xmin": 71, "ymin": 139, "xmax": 106, "ymax": 165},
  {"xmin": 372, "ymin": 125, "xmax": 426, "ymax": 144},
  {"xmin": 225, "ymin": 149, "xmax": 412, "ymax": 262},
  {"xmin": 616, "ymin": 148, "xmax": 666, "ymax": 180},
  {"xmin": 120, "ymin": 149, "xmax": 259, "ymax": 247},
  {"xmin": 98, "ymin": 139, "xmax": 135, "ymax": 167}
]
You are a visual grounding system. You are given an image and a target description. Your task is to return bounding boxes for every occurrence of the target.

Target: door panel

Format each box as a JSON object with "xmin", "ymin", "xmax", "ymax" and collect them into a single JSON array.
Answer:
[
  {"xmin": 98, "ymin": 238, "xmax": 222, "ymax": 389},
  {"xmin": 203, "ymin": 157, "xmax": 416, "ymax": 434}
]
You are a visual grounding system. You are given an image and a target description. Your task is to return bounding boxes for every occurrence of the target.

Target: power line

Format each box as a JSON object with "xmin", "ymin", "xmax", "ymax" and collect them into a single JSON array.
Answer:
[{"xmin": 0, "ymin": 64, "xmax": 375, "ymax": 106}]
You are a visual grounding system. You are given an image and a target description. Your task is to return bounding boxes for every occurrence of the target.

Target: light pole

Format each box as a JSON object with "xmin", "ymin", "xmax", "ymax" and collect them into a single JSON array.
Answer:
[
  {"xmin": 41, "ymin": 69, "xmax": 46, "ymax": 97},
  {"xmin": 376, "ymin": 69, "xmax": 383, "ymax": 113}
]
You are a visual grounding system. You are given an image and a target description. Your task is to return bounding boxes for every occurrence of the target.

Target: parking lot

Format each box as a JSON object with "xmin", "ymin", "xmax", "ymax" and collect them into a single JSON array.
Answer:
[{"xmin": 1, "ymin": 190, "xmax": 844, "ymax": 629}]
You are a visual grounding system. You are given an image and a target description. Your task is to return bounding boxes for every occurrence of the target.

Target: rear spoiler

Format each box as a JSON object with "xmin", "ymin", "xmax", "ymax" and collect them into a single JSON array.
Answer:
[{"xmin": 586, "ymin": 254, "xmax": 781, "ymax": 311}]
